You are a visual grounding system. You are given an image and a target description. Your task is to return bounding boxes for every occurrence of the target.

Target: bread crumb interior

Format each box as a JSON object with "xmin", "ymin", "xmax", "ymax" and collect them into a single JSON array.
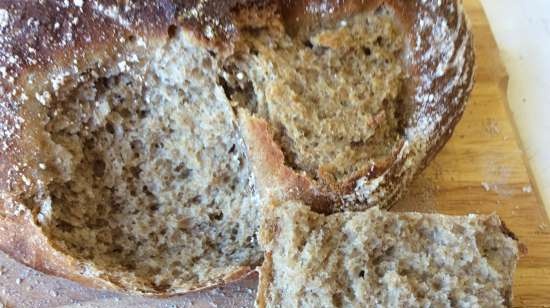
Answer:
[
  {"xmin": 223, "ymin": 6, "xmax": 407, "ymax": 183},
  {"xmin": 31, "ymin": 5, "xmax": 409, "ymax": 292}
]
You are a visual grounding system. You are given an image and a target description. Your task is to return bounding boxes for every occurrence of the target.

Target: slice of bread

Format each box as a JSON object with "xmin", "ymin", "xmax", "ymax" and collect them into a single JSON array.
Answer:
[
  {"xmin": 258, "ymin": 202, "xmax": 520, "ymax": 308},
  {"xmin": 0, "ymin": 0, "xmax": 474, "ymax": 295}
]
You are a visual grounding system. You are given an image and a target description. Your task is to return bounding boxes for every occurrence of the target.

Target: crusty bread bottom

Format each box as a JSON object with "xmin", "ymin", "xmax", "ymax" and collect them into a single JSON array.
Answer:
[{"xmin": 258, "ymin": 202, "xmax": 519, "ymax": 308}]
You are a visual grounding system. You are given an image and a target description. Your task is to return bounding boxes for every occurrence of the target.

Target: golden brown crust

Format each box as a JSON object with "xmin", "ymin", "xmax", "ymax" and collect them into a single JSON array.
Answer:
[
  {"xmin": 239, "ymin": 113, "xmax": 313, "ymax": 202},
  {"xmin": 239, "ymin": 112, "xmax": 339, "ymax": 214},
  {"xmin": 255, "ymin": 251, "xmax": 273, "ymax": 308},
  {"xmin": 0, "ymin": 200, "xmax": 121, "ymax": 292}
]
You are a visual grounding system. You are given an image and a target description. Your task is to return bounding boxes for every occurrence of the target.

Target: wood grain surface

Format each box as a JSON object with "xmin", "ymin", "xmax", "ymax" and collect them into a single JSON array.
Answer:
[{"xmin": 1, "ymin": 0, "xmax": 549, "ymax": 307}]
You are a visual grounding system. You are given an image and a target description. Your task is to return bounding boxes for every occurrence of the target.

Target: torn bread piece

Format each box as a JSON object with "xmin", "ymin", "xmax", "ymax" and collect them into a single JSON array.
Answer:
[{"xmin": 258, "ymin": 202, "xmax": 521, "ymax": 308}]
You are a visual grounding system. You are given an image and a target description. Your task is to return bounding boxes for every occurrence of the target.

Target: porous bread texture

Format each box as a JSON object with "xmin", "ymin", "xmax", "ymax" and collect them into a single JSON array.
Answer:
[
  {"xmin": 224, "ymin": 6, "xmax": 406, "ymax": 185},
  {"xmin": 23, "ymin": 6, "xmax": 411, "ymax": 293},
  {"xmin": 258, "ymin": 202, "xmax": 519, "ymax": 308},
  {"xmin": 35, "ymin": 29, "xmax": 261, "ymax": 292}
]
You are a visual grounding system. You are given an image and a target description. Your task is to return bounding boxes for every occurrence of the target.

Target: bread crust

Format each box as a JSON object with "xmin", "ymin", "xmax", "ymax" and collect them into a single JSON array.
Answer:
[
  {"xmin": 0, "ymin": 0, "xmax": 474, "ymax": 295},
  {"xmin": 240, "ymin": 0, "xmax": 476, "ymax": 212},
  {"xmin": 255, "ymin": 251, "xmax": 273, "ymax": 308}
]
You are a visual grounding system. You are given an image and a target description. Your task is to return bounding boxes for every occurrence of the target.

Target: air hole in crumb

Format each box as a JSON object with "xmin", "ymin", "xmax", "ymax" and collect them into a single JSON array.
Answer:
[
  {"xmin": 174, "ymin": 163, "xmax": 185, "ymax": 172},
  {"xmin": 92, "ymin": 159, "xmax": 106, "ymax": 177},
  {"xmin": 119, "ymin": 108, "xmax": 131, "ymax": 119},
  {"xmin": 363, "ymin": 47, "xmax": 372, "ymax": 56},
  {"xmin": 105, "ymin": 122, "xmax": 115, "ymax": 134},
  {"xmin": 111, "ymin": 245, "xmax": 123, "ymax": 254},
  {"xmin": 167, "ymin": 25, "xmax": 178, "ymax": 39},
  {"xmin": 111, "ymin": 202, "xmax": 121, "ymax": 212},
  {"xmin": 376, "ymin": 36, "xmax": 383, "ymax": 46},
  {"xmin": 94, "ymin": 218, "xmax": 108, "ymax": 228},
  {"xmin": 359, "ymin": 270, "xmax": 365, "ymax": 278},
  {"xmin": 303, "ymin": 40, "xmax": 314, "ymax": 49},
  {"xmin": 228, "ymin": 144, "xmax": 236, "ymax": 154},
  {"xmin": 190, "ymin": 195, "xmax": 202, "ymax": 204},
  {"xmin": 149, "ymin": 203, "xmax": 159, "ymax": 212},
  {"xmin": 138, "ymin": 109, "xmax": 149, "ymax": 119},
  {"xmin": 142, "ymin": 185, "xmax": 153, "ymax": 196},
  {"xmin": 128, "ymin": 35, "xmax": 136, "ymax": 42},
  {"xmin": 56, "ymin": 221, "xmax": 74, "ymax": 232},
  {"xmin": 302, "ymin": 128, "xmax": 312, "ymax": 138},
  {"xmin": 162, "ymin": 126, "xmax": 175, "ymax": 134},
  {"xmin": 172, "ymin": 269, "xmax": 182, "ymax": 277},
  {"xmin": 230, "ymin": 228, "xmax": 239, "ymax": 241},
  {"xmin": 114, "ymin": 94, "xmax": 124, "ymax": 104},
  {"xmin": 174, "ymin": 164, "xmax": 191, "ymax": 179},
  {"xmin": 95, "ymin": 77, "xmax": 110, "ymax": 92},
  {"xmin": 84, "ymin": 139, "xmax": 95, "ymax": 150},
  {"xmin": 156, "ymin": 281, "xmax": 171, "ymax": 291},
  {"xmin": 208, "ymin": 212, "xmax": 223, "ymax": 221},
  {"xmin": 129, "ymin": 166, "xmax": 141, "ymax": 177},
  {"xmin": 218, "ymin": 75, "xmax": 235, "ymax": 100},
  {"xmin": 130, "ymin": 140, "xmax": 144, "ymax": 152}
]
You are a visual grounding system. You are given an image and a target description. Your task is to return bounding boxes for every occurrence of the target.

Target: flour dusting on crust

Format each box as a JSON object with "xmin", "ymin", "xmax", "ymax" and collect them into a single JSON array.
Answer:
[{"xmin": 342, "ymin": 0, "xmax": 475, "ymax": 210}]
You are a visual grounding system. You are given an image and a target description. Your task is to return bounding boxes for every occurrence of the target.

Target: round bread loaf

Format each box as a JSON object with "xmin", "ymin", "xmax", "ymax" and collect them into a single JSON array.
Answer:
[{"xmin": 0, "ymin": 0, "xmax": 474, "ymax": 295}]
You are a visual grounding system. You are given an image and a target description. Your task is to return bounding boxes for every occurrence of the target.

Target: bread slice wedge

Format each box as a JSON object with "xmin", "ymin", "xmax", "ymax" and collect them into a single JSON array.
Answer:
[
  {"xmin": 258, "ymin": 202, "xmax": 521, "ymax": 308},
  {"xmin": 0, "ymin": 0, "xmax": 473, "ymax": 295}
]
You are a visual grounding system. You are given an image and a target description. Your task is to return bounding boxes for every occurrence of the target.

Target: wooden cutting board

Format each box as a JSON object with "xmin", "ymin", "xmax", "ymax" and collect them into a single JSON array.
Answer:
[{"xmin": 1, "ymin": 0, "xmax": 549, "ymax": 307}]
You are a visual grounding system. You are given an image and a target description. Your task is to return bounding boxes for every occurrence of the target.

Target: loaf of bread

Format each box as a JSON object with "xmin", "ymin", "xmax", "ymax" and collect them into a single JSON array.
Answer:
[
  {"xmin": 258, "ymin": 202, "xmax": 521, "ymax": 308},
  {"xmin": 0, "ymin": 0, "xmax": 473, "ymax": 295}
]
